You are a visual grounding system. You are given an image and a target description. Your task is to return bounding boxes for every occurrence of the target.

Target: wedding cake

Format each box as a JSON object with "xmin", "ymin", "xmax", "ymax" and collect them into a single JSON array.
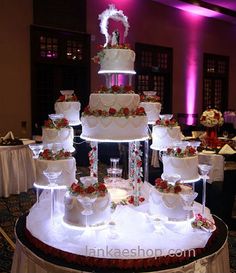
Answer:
[
  {"xmin": 162, "ymin": 146, "xmax": 199, "ymax": 181},
  {"xmin": 149, "ymin": 178, "xmax": 196, "ymax": 221},
  {"xmin": 34, "ymin": 149, "xmax": 77, "ymax": 188},
  {"xmin": 42, "ymin": 116, "xmax": 75, "ymax": 152},
  {"xmin": 55, "ymin": 90, "xmax": 81, "ymax": 126},
  {"xmin": 139, "ymin": 92, "xmax": 161, "ymax": 124},
  {"xmin": 81, "ymin": 85, "xmax": 148, "ymax": 141},
  {"xmin": 151, "ymin": 116, "xmax": 182, "ymax": 150},
  {"xmin": 64, "ymin": 176, "xmax": 111, "ymax": 227}
]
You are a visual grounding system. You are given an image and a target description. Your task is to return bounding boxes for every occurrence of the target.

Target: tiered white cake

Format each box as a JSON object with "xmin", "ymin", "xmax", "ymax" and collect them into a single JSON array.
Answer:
[
  {"xmin": 34, "ymin": 149, "xmax": 76, "ymax": 187},
  {"xmin": 139, "ymin": 91, "xmax": 161, "ymax": 124},
  {"xmin": 149, "ymin": 178, "xmax": 197, "ymax": 221},
  {"xmin": 55, "ymin": 90, "xmax": 81, "ymax": 126},
  {"xmin": 81, "ymin": 86, "xmax": 148, "ymax": 141},
  {"xmin": 98, "ymin": 48, "xmax": 136, "ymax": 74},
  {"xmin": 151, "ymin": 115, "xmax": 182, "ymax": 150},
  {"xmin": 64, "ymin": 176, "xmax": 111, "ymax": 227},
  {"xmin": 162, "ymin": 146, "xmax": 199, "ymax": 181},
  {"xmin": 42, "ymin": 115, "xmax": 75, "ymax": 152}
]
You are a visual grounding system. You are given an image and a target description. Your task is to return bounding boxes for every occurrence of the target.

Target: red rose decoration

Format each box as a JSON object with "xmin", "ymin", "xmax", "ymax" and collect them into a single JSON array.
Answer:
[
  {"xmin": 123, "ymin": 107, "xmax": 130, "ymax": 116},
  {"xmin": 124, "ymin": 85, "xmax": 132, "ymax": 92},
  {"xmin": 111, "ymin": 85, "xmax": 120, "ymax": 92},
  {"xmin": 176, "ymin": 147, "xmax": 182, "ymax": 154},
  {"xmin": 174, "ymin": 185, "xmax": 182, "ymax": 193},
  {"xmin": 109, "ymin": 108, "xmax": 117, "ymax": 115},
  {"xmin": 155, "ymin": 119, "xmax": 161, "ymax": 125},
  {"xmin": 85, "ymin": 185, "xmax": 96, "ymax": 194}
]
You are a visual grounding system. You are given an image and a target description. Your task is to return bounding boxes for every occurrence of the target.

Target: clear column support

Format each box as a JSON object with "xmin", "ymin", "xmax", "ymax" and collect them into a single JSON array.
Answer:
[
  {"xmin": 144, "ymin": 139, "xmax": 149, "ymax": 182},
  {"xmin": 89, "ymin": 142, "xmax": 98, "ymax": 178}
]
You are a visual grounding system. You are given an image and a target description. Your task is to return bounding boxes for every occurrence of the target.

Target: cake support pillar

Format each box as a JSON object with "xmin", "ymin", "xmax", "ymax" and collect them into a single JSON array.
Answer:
[
  {"xmin": 129, "ymin": 141, "xmax": 143, "ymax": 206},
  {"xmin": 89, "ymin": 142, "xmax": 98, "ymax": 178},
  {"xmin": 144, "ymin": 139, "xmax": 149, "ymax": 182}
]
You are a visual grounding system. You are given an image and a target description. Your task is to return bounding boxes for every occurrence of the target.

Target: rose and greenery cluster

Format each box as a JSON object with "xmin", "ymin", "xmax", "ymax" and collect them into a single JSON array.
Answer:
[
  {"xmin": 56, "ymin": 94, "xmax": 78, "ymax": 102},
  {"xmin": 154, "ymin": 178, "xmax": 184, "ymax": 194},
  {"xmin": 165, "ymin": 146, "xmax": 197, "ymax": 157},
  {"xmin": 39, "ymin": 149, "xmax": 72, "ymax": 160},
  {"xmin": 191, "ymin": 213, "xmax": 215, "ymax": 230},
  {"xmin": 82, "ymin": 106, "xmax": 146, "ymax": 117},
  {"xmin": 200, "ymin": 108, "xmax": 224, "ymax": 128},
  {"xmin": 94, "ymin": 85, "xmax": 134, "ymax": 94},
  {"xmin": 92, "ymin": 43, "xmax": 131, "ymax": 64},
  {"xmin": 44, "ymin": 118, "xmax": 70, "ymax": 129},
  {"xmin": 155, "ymin": 118, "xmax": 178, "ymax": 127},
  {"xmin": 140, "ymin": 94, "xmax": 160, "ymax": 103},
  {"xmin": 69, "ymin": 181, "xmax": 108, "ymax": 197}
]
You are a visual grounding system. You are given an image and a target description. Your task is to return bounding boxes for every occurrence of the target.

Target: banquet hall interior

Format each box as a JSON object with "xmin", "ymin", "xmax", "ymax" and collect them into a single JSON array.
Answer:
[{"xmin": 0, "ymin": 0, "xmax": 236, "ymax": 272}]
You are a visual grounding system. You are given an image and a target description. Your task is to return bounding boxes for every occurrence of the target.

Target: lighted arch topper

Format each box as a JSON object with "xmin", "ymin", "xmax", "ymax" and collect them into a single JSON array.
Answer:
[
  {"xmin": 99, "ymin": 4, "xmax": 130, "ymax": 47},
  {"xmin": 96, "ymin": 5, "xmax": 136, "ymax": 75}
]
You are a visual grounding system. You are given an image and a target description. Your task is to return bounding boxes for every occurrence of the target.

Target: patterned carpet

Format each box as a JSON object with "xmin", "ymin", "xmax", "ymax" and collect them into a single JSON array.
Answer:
[{"xmin": 0, "ymin": 167, "xmax": 236, "ymax": 273}]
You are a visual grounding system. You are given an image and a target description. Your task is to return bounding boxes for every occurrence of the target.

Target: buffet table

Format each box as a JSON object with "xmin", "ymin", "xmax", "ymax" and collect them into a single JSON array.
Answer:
[
  {"xmin": 11, "ymin": 189, "xmax": 230, "ymax": 273},
  {"xmin": 0, "ymin": 145, "xmax": 36, "ymax": 197}
]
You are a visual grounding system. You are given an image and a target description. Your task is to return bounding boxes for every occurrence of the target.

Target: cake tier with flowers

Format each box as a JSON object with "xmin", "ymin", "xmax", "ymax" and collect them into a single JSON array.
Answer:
[
  {"xmin": 89, "ymin": 85, "xmax": 139, "ymax": 112},
  {"xmin": 162, "ymin": 146, "xmax": 199, "ymax": 182},
  {"xmin": 93, "ymin": 45, "xmax": 135, "ymax": 74},
  {"xmin": 42, "ymin": 117, "xmax": 75, "ymax": 152},
  {"xmin": 54, "ymin": 90, "xmax": 81, "ymax": 126},
  {"xmin": 151, "ymin": 117, "xmax": 182, "ymax": 150},
  {"xmin": 139, "ymin": 92, "xmax": 162, "ymax": 124},
  {"xmin": 64, "ymin": 176, "xmax": 111, "ymax": 227},
  {"xmin": 34, "ymin": 149, "xmax": 77, "ymax": 188},
  {"xmin": 149, "ymin": 178, "xmax": 197, "ymax": 221},
  {"xmin": 81, "ymin": 106, "xmax": 148, "ymax": 141}
]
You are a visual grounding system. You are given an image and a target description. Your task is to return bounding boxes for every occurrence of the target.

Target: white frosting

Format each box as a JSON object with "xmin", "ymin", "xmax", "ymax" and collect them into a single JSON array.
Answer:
[
  {"xmin": 55, "ymin": 102, "xmax": 81, "ymax": 126},
  {"xmin": 42, "ymin": 127, "xmax": 75, "ymax": 152},
  {"xmin": 35, "ymin": 157, "xmax": 76, "ymax": 187},
  {"xmin": 140, "ymin": 102, "xmax": 161, "ymax": 124},
  {"xmin": 63, "ymin": 192, "xmax": 111, "ymax": 227},
  {"xmin": 151, "ymin": 126, "xmax": 182, "ymax": 150},
  {"xmin": 162, "ymin": 155, "xmax": 199, "ymax": 181},
  {"xmin": 99, "ymin": 49, "xmax": 135, "ymax": 73},
  {"xmin": 149, "ymin": 187, "xmax": 194, "ymax": 221},
  {"xmin": 81, "ymin": 116, "xmax": 148, "ymax": 141},
  {"xmin": 89, "ymin": 93, "xmax": 140, "ymax": 111}
]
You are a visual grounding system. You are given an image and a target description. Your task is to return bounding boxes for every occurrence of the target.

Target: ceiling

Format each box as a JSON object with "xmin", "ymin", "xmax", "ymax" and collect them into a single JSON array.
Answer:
[{"xmin": 153, "ymin": 0, "xmax": 236, "ymax": 24}]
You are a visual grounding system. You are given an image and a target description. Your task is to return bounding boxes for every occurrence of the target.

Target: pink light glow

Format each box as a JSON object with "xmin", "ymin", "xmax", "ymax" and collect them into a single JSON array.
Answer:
[
  {"xmin": 177, "ymin": 4, "xmax": 220, "ymax": 18},
  {"xmin": 184, "ymin": 18, "xmax": 202, "ymax": 125}
]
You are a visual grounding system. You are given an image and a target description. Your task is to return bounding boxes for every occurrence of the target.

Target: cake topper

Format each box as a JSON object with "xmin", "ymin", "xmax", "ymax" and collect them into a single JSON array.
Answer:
[{"xmin": 98, "ymin": 4, "xmax": 130, "ymax": 47}]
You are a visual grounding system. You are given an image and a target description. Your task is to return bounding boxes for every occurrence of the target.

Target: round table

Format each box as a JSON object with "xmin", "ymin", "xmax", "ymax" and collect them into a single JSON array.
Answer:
[
  {"xmin": 11, "ymin": 213, "xmax": 230, "ymax": 273},
  {"xmin": 0, "ymin": 145, "xmax": 36, "ymax": 197}
]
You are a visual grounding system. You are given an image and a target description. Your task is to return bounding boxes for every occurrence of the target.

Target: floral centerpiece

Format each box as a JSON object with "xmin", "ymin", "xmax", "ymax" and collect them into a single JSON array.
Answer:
[
  {"xmin": 154, "ymin": 178, "xmax": 184, "ymax": 194},
  {"xmin": 39, "ymin": 149, "xmax": 72, "ymax": 160},
  {"xmin": 200, "ymin": 108, "xmax": 224, "ymax": 128},
  {"xmin": 56, "ymin": 94, "xmax": 78, "ymax": 102},
  {"xmin": 44, "ymin": 118, "xmax": 70, "ymax": 129},
  {"xmin": 165, "ymin": 146, "xmax": 197, "ymax": 157},
  {"xmin": 200, "ymin": 108, "xmax": 224, "ymax": 148},
  {"xmin": 68, "ymin": 181, "xmax": 108, "ymax": 197},
  {"xmin": 155, "ymin": 118, "xmax": 178, "ymax": 127},
  {"xmin": 94, "ymin": 85, "xmax": 133, "ymax": 94},
  {"xmin": 82, "ymin": 106, "xmax": 146, "ymax": 118}
]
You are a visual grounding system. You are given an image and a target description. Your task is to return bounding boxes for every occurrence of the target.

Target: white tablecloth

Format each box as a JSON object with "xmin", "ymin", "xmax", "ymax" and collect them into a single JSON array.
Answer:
[{"xmin": 0, "ymin": 145, "xmax": 36, "ymax": 197}]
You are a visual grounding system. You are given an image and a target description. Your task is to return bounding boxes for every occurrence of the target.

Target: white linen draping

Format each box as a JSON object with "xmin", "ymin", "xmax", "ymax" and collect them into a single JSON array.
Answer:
[
  {"xmin": 11, "ymin": 217, "xmax": 230, "ymax": 273},
  {"xmin": 0, "ymin": 145, "xmax": 36, "ymax": 197}
]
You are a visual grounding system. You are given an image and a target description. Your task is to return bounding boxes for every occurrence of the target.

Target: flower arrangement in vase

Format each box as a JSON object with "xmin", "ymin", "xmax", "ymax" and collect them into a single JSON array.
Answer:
[{"xmin": 200, "ymin": 108, "xmax": 224, "ymax": 148}]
